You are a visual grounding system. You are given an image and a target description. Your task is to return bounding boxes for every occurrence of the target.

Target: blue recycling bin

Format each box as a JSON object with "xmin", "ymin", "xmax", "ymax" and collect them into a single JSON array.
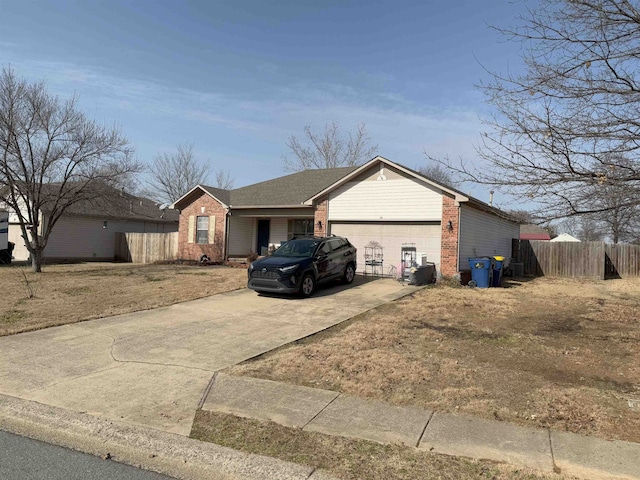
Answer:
[
  {"xmin": 468, "ymin": 257, "xmax": 491, "ymax": 288},
  {"xmin": 492, "ymin": 256, "xmax": 505, "ymax": 287}
]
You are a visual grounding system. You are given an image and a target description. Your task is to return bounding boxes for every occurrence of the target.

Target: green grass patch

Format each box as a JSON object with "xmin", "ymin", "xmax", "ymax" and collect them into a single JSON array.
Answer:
[
  {"xmin": 0, "ymin": 310, "xmax": 25, "ymax": 324},
  {"xmin": 63, "ymin": 286, "xmax": 93, "ymax": 296},
  {"xmin": 144, "ymin": 275, "xmax": 167, "ymax": 282}
]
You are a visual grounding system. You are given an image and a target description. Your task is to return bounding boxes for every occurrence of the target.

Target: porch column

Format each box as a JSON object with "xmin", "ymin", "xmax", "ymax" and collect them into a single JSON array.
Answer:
[{"xmin": 314, "ymin": 197, "xmax": 328, "ymax": 237}]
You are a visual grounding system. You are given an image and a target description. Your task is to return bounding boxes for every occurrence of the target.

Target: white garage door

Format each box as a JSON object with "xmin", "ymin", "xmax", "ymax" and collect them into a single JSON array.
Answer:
[{"xmin": 329, "ymin": 222, "xmax": 441, "ymax": 274}]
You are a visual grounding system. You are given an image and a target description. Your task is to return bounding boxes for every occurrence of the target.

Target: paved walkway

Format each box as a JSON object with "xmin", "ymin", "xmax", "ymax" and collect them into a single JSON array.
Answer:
[
  {"xmin": 0, "ymin": 278, "xmax": 421, "ymax": 436},
  {"xmin": 202, "ymin": 374, "xmax": 640, "ymax": 480}
]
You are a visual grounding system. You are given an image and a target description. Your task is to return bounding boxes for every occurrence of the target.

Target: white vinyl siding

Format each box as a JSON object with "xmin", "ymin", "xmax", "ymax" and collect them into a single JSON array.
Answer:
[
  {"xmin": 228, "ymin": 216, "xmax": 316, "ymax": 256},
  {"xmin": 328, "ymin": 176, "xmax": 443, "ymax": 222},
  {"xmin": 269, "ymin": 218, "xmax": 288, "ymax": 245},
  {"xmin": 228, "ymin": 216, "xmax": 254, "ymax": 256},
  {"xmin": 330, "ymin": 222, "xmax": 441, "ymax": 273},
  {"xmin": 42, "ymin": 215, "xmax": 177, "ymax": 260},
  {"xmin": 458, "ymin": 205, "xmax": 520, "ymax": 269}
]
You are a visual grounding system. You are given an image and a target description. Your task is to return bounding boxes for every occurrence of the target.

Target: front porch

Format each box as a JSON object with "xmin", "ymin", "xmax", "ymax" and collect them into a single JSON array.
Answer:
[{"xmin": 226, "ymin": 207, "xmax": 316, "ymax": 258}]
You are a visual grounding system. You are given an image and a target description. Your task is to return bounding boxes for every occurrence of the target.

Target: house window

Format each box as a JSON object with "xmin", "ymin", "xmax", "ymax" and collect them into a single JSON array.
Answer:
[
  {"xmin": 288, "ymin": 219, "xmax": 314, "ymax": 238},
  {"xmin": 196, "ymin": 216, "xmax": 209, "ymax": 244}
]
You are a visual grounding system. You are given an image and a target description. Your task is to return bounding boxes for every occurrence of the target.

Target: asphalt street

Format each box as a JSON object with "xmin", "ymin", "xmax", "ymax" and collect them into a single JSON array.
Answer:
[{"xmin": 0, "ymin": 430, "xmax": 174, "ymax": 480}]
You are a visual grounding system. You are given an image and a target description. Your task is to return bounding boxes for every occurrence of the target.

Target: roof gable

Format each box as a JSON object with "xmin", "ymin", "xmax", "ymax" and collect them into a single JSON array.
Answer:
[
  {"xmin": 171, "ymin": 185, "xmax": 230, "ymax": 210},
  {"xmin": 304, "ymin": 156, "xmax": 469, "ymax": 205}
]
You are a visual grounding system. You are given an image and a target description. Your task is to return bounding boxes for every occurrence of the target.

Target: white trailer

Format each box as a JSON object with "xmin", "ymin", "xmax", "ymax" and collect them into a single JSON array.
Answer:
[
  {"xmin": 0, "ymin": 211, "xmax": 8, "ymax": 251},
  {"xmin": 0, "ymin": 211, "xmax": 12, "ymax": 264}
]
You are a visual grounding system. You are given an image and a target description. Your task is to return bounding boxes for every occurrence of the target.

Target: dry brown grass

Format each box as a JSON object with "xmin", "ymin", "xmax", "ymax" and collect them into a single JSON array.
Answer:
[
  {"xmin": 0, "ymin": 263, "xmax": 247, "ymax": 336},
  {"xmin": 228, "ymin": 276, "xmax": 640, "ymax": 443},
  {"xmin": 191, "ymin": 410, "xmax": 561, "ymax": 480}
]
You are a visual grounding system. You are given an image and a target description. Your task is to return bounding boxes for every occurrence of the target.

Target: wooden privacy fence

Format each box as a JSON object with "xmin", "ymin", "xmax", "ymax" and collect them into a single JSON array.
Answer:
[
  {"xmin": 605, "ymin": 243, "xmax": 640, "ymax": 278},
  {"xmin": 515, "ymin": 240, "xmax": 640, "ymax": 279},
  {"xmin": 115, "ymin": 232, "xmax": 178, "ymax": 263}
]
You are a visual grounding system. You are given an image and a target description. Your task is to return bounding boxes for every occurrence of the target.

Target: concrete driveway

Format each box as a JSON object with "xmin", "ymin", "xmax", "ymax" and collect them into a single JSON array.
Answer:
[{"xmin": 0, "ymin": 277, "xmax": 419, "ymax": 435}]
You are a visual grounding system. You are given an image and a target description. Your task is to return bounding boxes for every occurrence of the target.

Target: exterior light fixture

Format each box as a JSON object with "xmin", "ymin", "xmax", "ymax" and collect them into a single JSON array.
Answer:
[
  {"xmin": 447, "ymin": 220, "xmax": 453, "ymax": 232},
  {"xmin": 316, "ymin": 220, "xmax": 322, "ymax": 229}
]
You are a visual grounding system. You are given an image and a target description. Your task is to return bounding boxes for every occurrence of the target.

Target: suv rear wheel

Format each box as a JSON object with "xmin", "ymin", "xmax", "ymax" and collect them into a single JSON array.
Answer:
[
  {"xmin": 300, "ymin": 273, "xmax": 316, "ymax": 297},
  {"xmin": 342, "ymin": 262, "xmax": 355, "ymax": 284}
]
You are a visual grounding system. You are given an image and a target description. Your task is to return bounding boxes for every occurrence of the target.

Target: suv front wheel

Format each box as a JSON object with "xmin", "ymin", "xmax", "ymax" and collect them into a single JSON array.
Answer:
[{"xmin": 300, "ymin": 273, "xmax": 316, "ymax": 297}]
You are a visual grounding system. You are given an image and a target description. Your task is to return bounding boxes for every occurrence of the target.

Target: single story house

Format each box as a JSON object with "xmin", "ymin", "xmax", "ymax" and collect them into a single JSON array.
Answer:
[
  {"xmin": 6, "ymin": 190, "xmax": 179, "ymax": 262},
  {"xmin": 172, "ymin": 156, "xmax": 519, "ymax": 277},
  {"xmin": 520, "ymin": 224, "xmax": 552, "ymax": 241}
]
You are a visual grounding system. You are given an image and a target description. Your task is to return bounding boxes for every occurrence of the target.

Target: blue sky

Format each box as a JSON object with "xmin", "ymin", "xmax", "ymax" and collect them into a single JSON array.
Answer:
[{"xmin": 0, "ymin": 0, "xmax": 529, "ymax": 203}]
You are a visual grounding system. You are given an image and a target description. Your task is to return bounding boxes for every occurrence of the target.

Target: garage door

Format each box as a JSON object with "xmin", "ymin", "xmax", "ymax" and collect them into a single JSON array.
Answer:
[{"xmin": 329, "ymin": 222, "xmax": 441, "ymax": 274}]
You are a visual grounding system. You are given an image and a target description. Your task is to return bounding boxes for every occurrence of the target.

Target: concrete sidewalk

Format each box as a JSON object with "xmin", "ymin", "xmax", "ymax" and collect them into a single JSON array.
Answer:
[{"xmin": 202, "ymin": 374, "xmax": 640, "ymax": 480}]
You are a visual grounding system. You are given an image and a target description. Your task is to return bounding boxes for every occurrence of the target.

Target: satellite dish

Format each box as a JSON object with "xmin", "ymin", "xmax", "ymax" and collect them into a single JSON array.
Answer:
[{"xmin": 159, "ymin": 203, "xmax": 168, "ymax": 210}]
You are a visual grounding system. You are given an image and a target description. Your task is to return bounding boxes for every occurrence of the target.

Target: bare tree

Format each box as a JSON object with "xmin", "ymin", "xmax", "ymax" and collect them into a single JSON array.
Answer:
[
  {"xmin": 507, "ymin": 209, "xmax": 542, "ymax": 227},
  {"xmin": 214, "ymin": 169, "xmax": 234, "ymax": 190},
  {"xmin": 0, "ymin": 66, "xmax": 139, "ymax": 272},
  {"xmin": 579, "ymin": 166, "xmax": 639, "ymax": 243},
  {"xmin": 283, "ymin": 121, "xmax": 377, "ymax": 171},
  {"xmin": 147, "ymin": 143, "xmax": 209, "ymax": 203},
  {"xmin": 557, "ymin": 214, "xmax": 606, "ymax": 242},
  {"xmin": 430, "ymin": 0, "xmax": 640, "ymax": 221},
  {"xmin": 417, "ymin": 162, "xmax": 458, "ymax": 186}
]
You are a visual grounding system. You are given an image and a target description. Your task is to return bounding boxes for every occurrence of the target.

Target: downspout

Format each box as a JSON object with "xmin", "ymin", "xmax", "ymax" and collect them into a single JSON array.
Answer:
[
  {"xmin": 223, "ymin": 207, "xmax": 230, "ymax": 262},
  {"xmin": 456, "ymin": 203, "xmax": 462, "ymax": 273}
]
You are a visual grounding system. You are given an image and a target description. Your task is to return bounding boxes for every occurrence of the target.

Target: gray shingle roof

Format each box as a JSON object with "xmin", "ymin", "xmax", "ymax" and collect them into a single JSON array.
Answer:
[
  {"xmin": 200, "ymin": 167, "xmax": 358, "ymax": 207},
  {"xmin": 36, "ymin": 184, "xmax": 179, "ymax": 223},
  {"xmin": 200, "ymin": 186, "xmax": 230, "ymax": 205}
]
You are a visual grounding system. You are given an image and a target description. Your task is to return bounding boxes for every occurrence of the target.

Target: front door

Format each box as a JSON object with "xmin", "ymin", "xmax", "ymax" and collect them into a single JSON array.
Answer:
[{"xmin": 257, "ymin": 220, "xmax": 270, "ymax": 256}]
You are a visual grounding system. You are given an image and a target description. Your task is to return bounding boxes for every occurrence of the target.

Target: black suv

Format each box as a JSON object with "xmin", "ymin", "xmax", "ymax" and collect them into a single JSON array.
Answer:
[{"xmin": 247, "ymin": 236, "xmax": 357, "ymax": 297}]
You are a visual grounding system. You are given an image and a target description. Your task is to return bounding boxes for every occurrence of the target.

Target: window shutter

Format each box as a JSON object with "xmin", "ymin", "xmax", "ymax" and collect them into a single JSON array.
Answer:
[
  {"xmin": 209, "ymin": 216, "xmax": 216, "ymax": 243},
  {"xmin": 188, "ymin": 216, "xmax": 195, "ymax": 244}
]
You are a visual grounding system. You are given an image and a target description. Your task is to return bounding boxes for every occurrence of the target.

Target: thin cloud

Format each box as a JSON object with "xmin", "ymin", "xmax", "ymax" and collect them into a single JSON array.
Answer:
[{"xmin": 0, "ymin": 52, "xmax": 489, "ymax": 193}]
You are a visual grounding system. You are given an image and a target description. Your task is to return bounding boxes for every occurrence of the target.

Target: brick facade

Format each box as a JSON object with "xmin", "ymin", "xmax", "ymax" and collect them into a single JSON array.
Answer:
[
  {"xmin": 314, "ymin": 196, "xmax": 328, "ymax": 237},
  {"xmin": 440, "ymin": 195, "xmax": 460, "ymax": 277},
  {"xmin": 178, "ymin": 191, "xmax": 227, "ymax": 262}
]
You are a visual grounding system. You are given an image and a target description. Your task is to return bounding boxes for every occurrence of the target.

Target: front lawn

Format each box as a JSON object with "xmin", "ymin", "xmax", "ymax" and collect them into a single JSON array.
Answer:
[
  {"xmin": 0, "ymin": 263, "xmax": 247, "ymax": 336},
  {"xmin": 227, "ymin": 276, "xmax": 640, "ymax": 443}
]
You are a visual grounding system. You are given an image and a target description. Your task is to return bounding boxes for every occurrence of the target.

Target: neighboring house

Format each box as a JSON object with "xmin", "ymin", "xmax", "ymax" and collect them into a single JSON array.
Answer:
[
  {"xmin": 6, "ymin": 189, "xmax": 179, "ymax": 262},
  {"xmin": 550, "ymin": 233, "xmax": 581, "ymax": 242},
  {"xmin": 172, "ymin": 156, "xmax": 519, "ymax": 277},
  {"xmin": 520, "ymin": 224, "xmax": 552, "ymax": 241}
]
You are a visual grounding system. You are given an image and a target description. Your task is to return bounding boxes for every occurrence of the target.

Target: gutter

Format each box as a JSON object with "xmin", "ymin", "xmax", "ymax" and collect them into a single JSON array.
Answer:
[
  {"xmin": 224, "ymin": 208, "xmax": 230, "ymax": 262},
  {"xmin": 228, "ymin": 204, "xmax": 311, "ymax": 209}
]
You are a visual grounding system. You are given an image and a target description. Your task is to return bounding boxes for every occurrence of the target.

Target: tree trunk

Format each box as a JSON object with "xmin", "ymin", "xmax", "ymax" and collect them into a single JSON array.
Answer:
[{"xmin": 30, "ymin": 249, "xmax": 43, "ymax": 273}]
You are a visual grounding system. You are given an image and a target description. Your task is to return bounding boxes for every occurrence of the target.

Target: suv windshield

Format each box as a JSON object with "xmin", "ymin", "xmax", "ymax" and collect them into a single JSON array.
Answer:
[{"xmin": 272, "ymin": 238, "xmax": 319, "ymax": 258}]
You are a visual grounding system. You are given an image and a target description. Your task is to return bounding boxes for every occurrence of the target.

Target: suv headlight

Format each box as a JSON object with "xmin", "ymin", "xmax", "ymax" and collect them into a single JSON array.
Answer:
[{"xmin": 278, "ymin": 265, "xmax": 298, "ymax": 274}]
